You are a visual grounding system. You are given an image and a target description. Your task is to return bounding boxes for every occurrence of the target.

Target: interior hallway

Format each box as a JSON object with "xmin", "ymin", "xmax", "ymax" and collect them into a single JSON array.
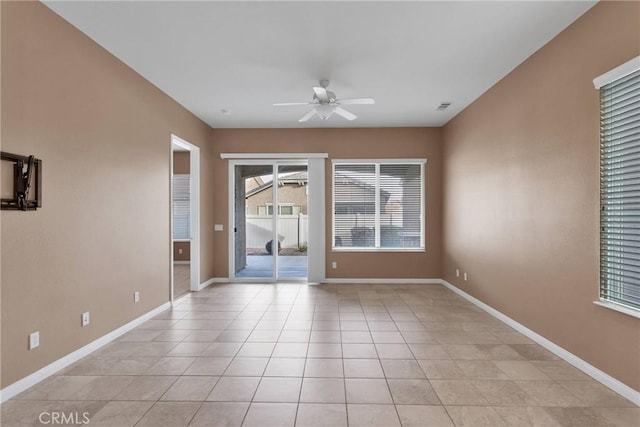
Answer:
[
  {"xmin": 174, "ymin": 264, "xmax": 191, "ymax": 300},
  {"xmin": 1, "ymin": 283, "xmax": 635, "ymax": 427}
]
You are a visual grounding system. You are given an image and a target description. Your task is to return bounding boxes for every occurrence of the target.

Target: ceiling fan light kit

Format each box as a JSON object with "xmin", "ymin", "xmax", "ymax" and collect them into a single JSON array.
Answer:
[{"xmin": 274, "ymin": 79, "xmax": 375, "ymax": 122}]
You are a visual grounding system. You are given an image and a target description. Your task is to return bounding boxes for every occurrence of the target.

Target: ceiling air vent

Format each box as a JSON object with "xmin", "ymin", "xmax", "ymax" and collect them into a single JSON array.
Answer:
[{"xmin": 436, "ymin": 102, "xmax": 452, "ymax": 111}]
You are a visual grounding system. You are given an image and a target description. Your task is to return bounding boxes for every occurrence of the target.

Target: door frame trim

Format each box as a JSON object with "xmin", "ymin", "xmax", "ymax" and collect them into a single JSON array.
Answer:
[
  {"xmin": 170, "ymin": 134, "xmax": 201, "ymax": 303},
  {"xmin": 221, "ymin": 152, "xmax": 328, "ymax": 159}
]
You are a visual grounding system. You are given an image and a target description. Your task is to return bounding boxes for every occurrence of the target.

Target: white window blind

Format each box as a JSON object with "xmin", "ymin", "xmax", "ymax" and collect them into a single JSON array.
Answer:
[
  {"xmin": 599, "ymin": 68, "xmax": 640, "ymax": 311},
  {"xmin": 173, "ymin": 174, "xmax": 191, "ymax": 240},
  {"xmin": 333, "ymin": 161, "xmax": 424, "ymax": 250}
]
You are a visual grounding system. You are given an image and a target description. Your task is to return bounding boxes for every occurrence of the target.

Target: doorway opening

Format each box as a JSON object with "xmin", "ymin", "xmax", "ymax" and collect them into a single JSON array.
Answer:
[
  {"xmin": 171, "ymin": 135, "xmax": 200, "ymax": 301},
  {"xmin": 232, "ymin": 161, "xmax": 308, "ymax": 281}
]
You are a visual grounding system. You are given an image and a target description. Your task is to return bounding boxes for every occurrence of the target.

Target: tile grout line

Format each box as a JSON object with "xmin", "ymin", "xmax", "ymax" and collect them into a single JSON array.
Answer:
[
  {"xmin": 293, "ymin": 285, "xmax": 314, "ymax": 427},
  {"xmin": 206, "ymin": 285, "xmax": 272, "ymax": 426},
  {"xmin": 139, "ymin": 287, "xmax": 262, "ymax": 426},
  {"xmin": 399, "ymin": 288, "xmax": 452, "ymax": 425}
]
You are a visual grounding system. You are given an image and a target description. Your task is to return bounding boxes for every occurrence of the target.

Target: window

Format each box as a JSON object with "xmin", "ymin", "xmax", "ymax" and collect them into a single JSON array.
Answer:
[
  {"xmin": 172, "ymin": 174, "xmax": 190, "ymax": 240},
  {"xmin": 333, "ymin": 160, "xmax": 425, "ymax": 250},
  {"xmin": 261, "ymin": 204, "xmax": 301, "ymax": 215},
  {"xmin": 595, "ymin": 57, "xmax": 640, "ymax": 313},
  {"xmin": 279, "ymin": 205, "xmax": 294, "ymax": 215}
]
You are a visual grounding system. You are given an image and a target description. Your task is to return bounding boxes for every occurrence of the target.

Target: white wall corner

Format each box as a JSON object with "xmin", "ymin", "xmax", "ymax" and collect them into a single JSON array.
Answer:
[{"xmin": 199, "ymin": 277, "xmax": 230, "ymax": 291}]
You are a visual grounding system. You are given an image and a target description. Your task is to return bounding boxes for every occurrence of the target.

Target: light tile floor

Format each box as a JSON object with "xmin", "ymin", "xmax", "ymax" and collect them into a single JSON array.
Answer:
[
  {"xmin": 174, "ymin": 264, "xmax": 191, "ymax": 299},
  {"xmin": 2, "ymin": 284, "xmax": 638, "ymax": 426}
]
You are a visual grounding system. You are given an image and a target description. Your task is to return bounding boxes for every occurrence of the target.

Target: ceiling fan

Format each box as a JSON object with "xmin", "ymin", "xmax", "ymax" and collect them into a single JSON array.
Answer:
[{"xmin": 274, "ymin": 79, "xmax": 375, "ymax": 122}]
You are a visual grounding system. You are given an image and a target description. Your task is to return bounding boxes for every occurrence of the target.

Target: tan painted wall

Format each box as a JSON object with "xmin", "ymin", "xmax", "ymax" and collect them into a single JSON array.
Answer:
[
  {"xmin": 0, "ymin": 2, "xmax": 215, "ymax": 388},
  {"xmin": 173, "ymin": 152, "xmax": 190, "ymax": 175},
  {"xmin": 210, "ymin": 128, "xmax": 442, "ymax": 279},
  {"xmin": 173, "ymin": 242, "xmax": 191, "ymax": 262},
  {"xmin": 442, "ymin": 1, "xmax": 640, "ymax": 391}
]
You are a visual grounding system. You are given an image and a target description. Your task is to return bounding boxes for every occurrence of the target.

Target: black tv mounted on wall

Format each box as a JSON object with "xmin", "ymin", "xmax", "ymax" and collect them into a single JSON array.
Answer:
[{"xmin": 1, "ymin": 151, "xmax": 42, "ymax": 211}]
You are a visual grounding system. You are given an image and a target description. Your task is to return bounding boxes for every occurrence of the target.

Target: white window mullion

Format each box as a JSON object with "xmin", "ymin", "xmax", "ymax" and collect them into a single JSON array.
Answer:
[
  {"xmin": 421, "ymin": 162, "xmax": 425, "ymax": 249},
  {"xmin": 332, "ymin": 162, "xmax": 337, "ymax": 248},
  {"xmin": 272, "ymin": 163, "xmax": 278, "ymax": 280},
  {"xmin": 374, "ymin": 163, "xmax": 381, "ymax": 248}
]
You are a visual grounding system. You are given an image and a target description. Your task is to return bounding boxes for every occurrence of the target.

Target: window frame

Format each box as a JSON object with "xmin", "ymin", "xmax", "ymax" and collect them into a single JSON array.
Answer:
[
  {"xmin": 593, "ymin": 56, "xmax": 640, "ymax": 318},
  {"xmin": 331, "ymin": 158, "xmax": 426, "ymax": 252}
]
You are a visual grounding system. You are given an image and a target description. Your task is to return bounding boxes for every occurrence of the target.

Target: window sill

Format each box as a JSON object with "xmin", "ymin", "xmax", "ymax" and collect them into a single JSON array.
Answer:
[
  {"xmin": 593, "ymin": 299, "xmax": 640, "ymax": 319},
  {"xmin": 332, "ymin": 247, "xmax": 426, "ymax": 253},
  {"xmin": 173, "ymin": 239, "xmax": 191, "ymax": 243}
]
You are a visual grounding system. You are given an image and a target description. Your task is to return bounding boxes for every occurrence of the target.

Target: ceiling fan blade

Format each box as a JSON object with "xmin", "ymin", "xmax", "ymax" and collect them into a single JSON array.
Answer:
[
  {"xmin": 313, "ymin": 86, "xmax": 329, "ymax": 102},
  {"xmin": 298, "ymin": 109, "xmax": 317, "ymax": 123},
  {"xmin": 273, "ymin": 102, "xmax": 313, "ymax": 106},
  {"xmin": 333, "ymin": 107, "xmax": 357, "ymax": 121},
  {"xmin": 336, "ymin": 97, "xmax": 375, "ymax": 105}
]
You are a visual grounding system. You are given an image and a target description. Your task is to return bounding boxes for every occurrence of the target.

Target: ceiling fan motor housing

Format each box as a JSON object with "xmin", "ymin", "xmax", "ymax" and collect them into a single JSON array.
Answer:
[
  {"xmin": 313, "ymin": 90, "xmax": 337, "ymax": 104},
  {"xmin": 273, "ymin": 79, "xmax": 373, "ymax": 122}
]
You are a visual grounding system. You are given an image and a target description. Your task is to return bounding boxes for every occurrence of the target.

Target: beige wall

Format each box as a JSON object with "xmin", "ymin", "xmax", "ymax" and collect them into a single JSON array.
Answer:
[
  {"xmin": 0, "ymin": 2, "xmax": 214, "ymax": 387},
  {"xmin": 173, "ymin": 151, "xmax": 190, "ymax": 175},
  {"xmin": 210, "ymin": 128, "xmax": 443, "ymax": 279},
  {"xmin": 442, "ymin": 1, "xmax": 640, "ymax": 391},
  {"xmin": 173, "ymin": 242, "xmax": 191, "ymax": 262}
]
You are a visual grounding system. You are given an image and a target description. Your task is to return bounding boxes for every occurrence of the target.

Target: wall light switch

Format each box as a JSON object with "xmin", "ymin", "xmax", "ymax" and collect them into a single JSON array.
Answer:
[
  {"xmin": 214, "ymin": 224, "xmax": 224, "ymax": 231},
  {"xmin": 464, "ymin": 272, "xmax": 468, "ymax": 281},
  {"xmin": 456, "ymin": 269, "xmax": 460, "ymax": 277},
  {"xmin": 81, "ymin": 312, "xmax": 90, "ymax": 327},
  {"xmin": 332, "ymin": 261, "xmax": 337, "ymax": 269},
  {"xmin": 134, "ymin": 291, "xmax": 140, "ymax": 303},
  {"xmin": 29, "ymin": 331, "xmax": 40, "ymax": 350}
]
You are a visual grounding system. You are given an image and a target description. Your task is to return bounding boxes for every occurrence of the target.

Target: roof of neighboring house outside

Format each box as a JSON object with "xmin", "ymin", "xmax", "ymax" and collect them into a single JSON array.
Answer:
[{"xmin": 245, "ymin": 170, "xmax": 390, "ymax": 203}]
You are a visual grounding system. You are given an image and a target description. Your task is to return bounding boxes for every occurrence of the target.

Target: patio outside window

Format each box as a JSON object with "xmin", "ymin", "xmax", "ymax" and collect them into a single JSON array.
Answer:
[{"xmin": 332, "ymin": 159, "xmax": 425, "ymax": 251}]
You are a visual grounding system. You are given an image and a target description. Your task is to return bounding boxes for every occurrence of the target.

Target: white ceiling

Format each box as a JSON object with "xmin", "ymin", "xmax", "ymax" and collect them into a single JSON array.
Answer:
[{"xmin": 44, "ymin": 1, "xmax": 596, "ymax": 128}]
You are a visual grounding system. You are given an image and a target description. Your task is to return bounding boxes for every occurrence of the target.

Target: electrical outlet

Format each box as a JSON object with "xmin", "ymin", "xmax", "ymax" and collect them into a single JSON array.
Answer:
[
  {"xmin": 81, "ymin": 312, "xmax": 90, "ymax": 327},
  {"xmin": 214, "ymin": 224, "xmax": 224, "ymax": 231},
  {"xmin": 178, "ymin": 248, "xmax": 183, "ymax": 255},
  {"xmin": 134, "ymin": 291, "xmax": 140, "ymax": 303},
  {"xmin": 456, "ymin": 269, "xmax": 460, "ymax": 277},
  {"xmin": 29, "ymin": 331, "xmax": 39, "ymax": 350},
  {"xmin": 464, "ymin": 272, "xmax": 468, "ymax": 281},
  {"xmin": 332, "ymin": 261, "xmax": 337, "ymax": 269}
]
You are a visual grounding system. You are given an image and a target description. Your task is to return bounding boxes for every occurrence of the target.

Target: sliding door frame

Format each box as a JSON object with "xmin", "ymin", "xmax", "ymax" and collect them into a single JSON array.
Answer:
[{"xmin": 225, "ymin": 154, "xmax": 327, "ymax": 283}]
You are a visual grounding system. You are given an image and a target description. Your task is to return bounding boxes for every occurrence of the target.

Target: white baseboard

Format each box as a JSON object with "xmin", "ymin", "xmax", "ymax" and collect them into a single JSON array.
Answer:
[
  {"xmin": 324, "ymin": 278, "xmax": 442, "ymax": 285},
  {"xmin": 198, "ymin": 277, "xmax": 229, "ymax": 290},
  {"xmin": 440, "ymin": 279, "xmax": 640, "ymax": 407},
  {"xmin": 201, "ymin": 278, "xmax": 439, "ymax": 286},
  {"xmin": 0, "ymin": 302, "xmax": 171, "ymax": 403}
]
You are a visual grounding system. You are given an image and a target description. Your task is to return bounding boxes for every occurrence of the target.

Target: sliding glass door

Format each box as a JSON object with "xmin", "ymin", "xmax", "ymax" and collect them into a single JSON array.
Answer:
[
  {"xmin": 275, "ymin": 163, "xmax": 308, "ymax": 279},
  {"xmin": 232, "ymin": 161, "xmax": 308, "ymax": 281}
]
